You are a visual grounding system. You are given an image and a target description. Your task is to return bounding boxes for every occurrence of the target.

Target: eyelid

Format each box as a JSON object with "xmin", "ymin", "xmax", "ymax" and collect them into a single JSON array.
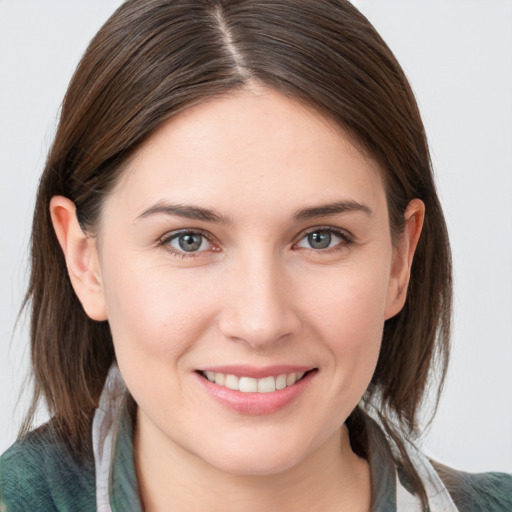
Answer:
[
  {"xmin": 293, "ymin": 225, "xmax": 354, "ymax": 246},
  {"xmin": 159, "ymin": 228, "xmax": 219, "ymax": 257}
]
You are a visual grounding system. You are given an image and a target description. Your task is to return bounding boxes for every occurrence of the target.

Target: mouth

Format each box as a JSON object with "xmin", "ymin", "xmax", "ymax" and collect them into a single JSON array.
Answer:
[
  {"xmin": 196, "ymin": 369, "xmax": 316, "ymax": 394},
  {"xmin": 194, "ymin": 365, "xmax": 318, "ymax": 414}
]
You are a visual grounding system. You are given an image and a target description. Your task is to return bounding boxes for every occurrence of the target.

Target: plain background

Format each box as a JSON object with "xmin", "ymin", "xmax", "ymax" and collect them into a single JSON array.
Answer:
[{"xmin": 1, "ymin": 0, "xmax": 511, "ymax": 473}]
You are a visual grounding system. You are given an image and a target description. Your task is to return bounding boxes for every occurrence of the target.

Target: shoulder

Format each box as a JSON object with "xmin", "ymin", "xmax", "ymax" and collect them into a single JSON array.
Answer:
[
  {"xmin": 0, "ymin": 425, "xmax": 96, "ymax": 512},
  {"xmin": 433, "ymin": 461, "xmax": 512, "ymax": 512}
]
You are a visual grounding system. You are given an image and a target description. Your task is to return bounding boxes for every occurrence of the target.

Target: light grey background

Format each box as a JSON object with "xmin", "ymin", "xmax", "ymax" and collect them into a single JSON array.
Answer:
[{"xmin": 1, "ymin": 0, "xmax": 511, "ymax": 472}]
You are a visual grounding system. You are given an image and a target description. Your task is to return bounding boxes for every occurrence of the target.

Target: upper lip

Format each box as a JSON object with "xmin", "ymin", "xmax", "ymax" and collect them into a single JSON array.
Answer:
[{"xmin": 196, "ymin": 365, "xmax": 316, "ymax": 379}]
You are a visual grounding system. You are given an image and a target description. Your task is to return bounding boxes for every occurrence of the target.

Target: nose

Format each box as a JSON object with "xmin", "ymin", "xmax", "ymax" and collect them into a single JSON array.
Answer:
[{"xmin": 217, "ymin": 251, "xmax": 301, "ymax": 349}]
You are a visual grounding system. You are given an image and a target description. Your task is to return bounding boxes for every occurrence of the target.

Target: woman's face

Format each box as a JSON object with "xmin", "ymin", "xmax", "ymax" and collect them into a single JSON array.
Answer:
[{"xmin": 92, "ymin": 87, "xmax": 411, "ymax": 475}]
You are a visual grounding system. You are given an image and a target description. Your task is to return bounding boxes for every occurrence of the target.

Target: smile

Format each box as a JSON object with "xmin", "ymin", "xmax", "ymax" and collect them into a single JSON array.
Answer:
[
  {"xmin": 195, "ymin": 367, "xmax": 317, "ymax": 415},
  {"xmin": 199, "ymin": 370, "xmax": 307, "ymax": 393}
]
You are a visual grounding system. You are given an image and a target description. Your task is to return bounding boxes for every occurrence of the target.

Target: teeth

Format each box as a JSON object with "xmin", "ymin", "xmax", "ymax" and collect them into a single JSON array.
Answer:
[
  {"xmin": 275, "ymin": 374, "xmax": 287, "ymax": 390},
  {"xmin": 239, "ymin": 377, "xmax": 258, "ymax": 392},
  {"xmin": 224, "ymin": 374, "xmax": 239, "ymax": 391},
  {"xmin": 257, "ymin": 376, "xmax": 276, "ymax": 393},
  {"xmin": 202, "ymin": 370, "xmax": 309, "ymax": 393},
  {"xmin": 286, "ymin": 373, "xmax": 297, "ymax": 386}
]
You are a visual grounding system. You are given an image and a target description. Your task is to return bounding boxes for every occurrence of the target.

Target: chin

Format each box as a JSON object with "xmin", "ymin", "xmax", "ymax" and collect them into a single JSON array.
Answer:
[{"xmin": 197, "ymin": 437, "xmax": 311, "ymax": 477}]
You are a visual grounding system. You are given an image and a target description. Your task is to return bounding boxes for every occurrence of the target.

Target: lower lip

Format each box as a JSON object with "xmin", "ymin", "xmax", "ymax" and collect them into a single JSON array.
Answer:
[{"xmin": 195, "ymin": 371, "xmax": 316, "ymax": 415}]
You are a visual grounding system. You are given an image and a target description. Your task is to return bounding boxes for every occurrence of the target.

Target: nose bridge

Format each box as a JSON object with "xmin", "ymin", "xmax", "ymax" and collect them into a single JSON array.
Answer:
[{"xmin": 218, "ymin": 245, "xmax": 298, "ymax": 348}]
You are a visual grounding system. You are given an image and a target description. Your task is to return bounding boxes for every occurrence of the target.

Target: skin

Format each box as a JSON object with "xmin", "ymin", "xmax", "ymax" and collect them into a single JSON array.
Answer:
[{"xmin": 51, "ymin": 87, "xmax": 424, "ymax": 511}]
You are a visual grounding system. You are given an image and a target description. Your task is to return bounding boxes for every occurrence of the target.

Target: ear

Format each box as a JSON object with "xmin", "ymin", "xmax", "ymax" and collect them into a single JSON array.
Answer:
[
  {"xmin": 49, "ymin": 196, "xmax": 108, "ymax": 321},
  {"xmin": 385, "ymin": 199, "xmax": 425, "ymax": 320}
]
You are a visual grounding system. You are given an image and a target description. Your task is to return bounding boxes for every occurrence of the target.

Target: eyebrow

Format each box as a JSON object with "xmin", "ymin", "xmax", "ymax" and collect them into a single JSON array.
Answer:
[
  {"xmin": 136, "ymin": 202, "xmax": 232, "ymax": 225},
  {"xmin": 293, "ymin": 200, "xmax": 372, "ymax": 221},
  {"xmin": 136, "ymin": 199, "xmax": 371, "ymax": 224}
]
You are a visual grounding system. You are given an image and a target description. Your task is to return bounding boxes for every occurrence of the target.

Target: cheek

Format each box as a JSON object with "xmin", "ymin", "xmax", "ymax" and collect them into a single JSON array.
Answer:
[
  {"xmin": 301, "ymin": 259, "xmax": 391, "ymax": 387},
  {"xmin": 101, "ymin": 260, "xmax": 216, "ymax": 362},
  {"xmin": 99, "ymin": 261, "xmax": 222, "ymax": 416},
  {"xmin": 305, "ymin": 260, "xmax": 390, "ymax": 338}
]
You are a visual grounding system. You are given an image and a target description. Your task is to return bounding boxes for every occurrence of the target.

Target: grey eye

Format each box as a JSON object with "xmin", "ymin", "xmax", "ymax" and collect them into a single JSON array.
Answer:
[
  {"xmin": 296, "ymin": 229, "xmax": 347, "ymax": 251},
  {"xmin": 169, "ymin": 232, "xmax": 207, "ymax": 252},
  {"xmin": 307, "ymin": 230, "xmax": 332, "ymax": 249},
  {"xmin": 178, "ymin": 233, "xmax": 203, "ymax": 252}
]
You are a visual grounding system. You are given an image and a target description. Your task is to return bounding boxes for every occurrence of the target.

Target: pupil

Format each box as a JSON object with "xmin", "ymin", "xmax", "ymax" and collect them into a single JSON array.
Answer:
[
  {"xmin": 309, "ymin": 231, "xmax": 331, "ymax": 249},
  {"xmin": 179, "ymin": 233, "xmax": 202, "ymax": 252}
]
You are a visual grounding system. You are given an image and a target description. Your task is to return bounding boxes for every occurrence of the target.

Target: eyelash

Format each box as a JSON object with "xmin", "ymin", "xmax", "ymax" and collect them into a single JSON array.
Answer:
[
  {"xmin": 158, "ymin": 226, "xmax": 354, "ymax": 259},
  {"xmin": 158, "ymin": 229, "xmax": 217, "ymax": 259},
  {"xmin": 293, "ymin": 226, "xmax": 354, "ymax": 254}
]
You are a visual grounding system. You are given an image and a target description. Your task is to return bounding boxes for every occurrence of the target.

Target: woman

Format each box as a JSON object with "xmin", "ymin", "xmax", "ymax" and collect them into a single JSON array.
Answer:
[{"xmin": 0, "ymin": 0, "xmax": 510, "ymax": 510}]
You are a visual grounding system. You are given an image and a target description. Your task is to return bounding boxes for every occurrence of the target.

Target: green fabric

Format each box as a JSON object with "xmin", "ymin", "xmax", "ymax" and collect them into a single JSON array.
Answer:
[
  {"xmin": 0, "ymin": 426, "xmax": 96, "ymax": 511},
  {"xmin": 431, "ymin": 462, "xmax": 512, "ymax": 512},
  {"xmin": 109, "ymin": 404, "xmax": 143, "ymax": 511},
  {"xmin": 364, "ymin": 415, "xmax": 398, "ymax": 511},
  {"xmin": 1, "ymin": 407, "xmax": 511, "ymax": 511}
]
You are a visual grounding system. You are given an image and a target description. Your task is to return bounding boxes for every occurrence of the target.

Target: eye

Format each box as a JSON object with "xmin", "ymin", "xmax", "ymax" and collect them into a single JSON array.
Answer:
[
  {"xmin": 295, "ymin": 228, "xmax": 350, "ymax": 250},
  {"xmin": 161, "ymin": 230, "xmax": 213, "ymax": 255}
]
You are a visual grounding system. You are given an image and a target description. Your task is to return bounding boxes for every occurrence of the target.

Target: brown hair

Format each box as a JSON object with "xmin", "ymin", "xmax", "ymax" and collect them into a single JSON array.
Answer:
[{"xmin": 22, "ymin": 0, "xmax": 451, "ymax": 505}]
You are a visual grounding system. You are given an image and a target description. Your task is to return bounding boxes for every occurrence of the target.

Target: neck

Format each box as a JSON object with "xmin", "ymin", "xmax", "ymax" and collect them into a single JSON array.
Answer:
[{"xmin": 134, "ymin": 413, "xmax": 371, "ymax": 512}]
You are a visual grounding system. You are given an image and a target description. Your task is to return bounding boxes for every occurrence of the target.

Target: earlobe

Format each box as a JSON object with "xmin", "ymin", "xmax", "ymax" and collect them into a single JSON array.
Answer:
[
  {"xmin": 385, "ymin": 199, "xmax": 425, "ymax": 320},
  {"xmin": 49, "ymin": 196, "xmax": 108, "ymax": 321}
]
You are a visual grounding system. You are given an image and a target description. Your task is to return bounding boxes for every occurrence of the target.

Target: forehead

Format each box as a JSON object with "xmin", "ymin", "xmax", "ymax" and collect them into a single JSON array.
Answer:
[{"xmin": 105, "ymin": 87, "xmax": 386, "ymax": 220}]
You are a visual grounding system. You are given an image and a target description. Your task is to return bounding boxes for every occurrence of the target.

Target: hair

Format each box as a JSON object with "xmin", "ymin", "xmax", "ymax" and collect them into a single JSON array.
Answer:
[{"xmin": 22, "ymin": 0, "xmax": 451, "ymax": 506}]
